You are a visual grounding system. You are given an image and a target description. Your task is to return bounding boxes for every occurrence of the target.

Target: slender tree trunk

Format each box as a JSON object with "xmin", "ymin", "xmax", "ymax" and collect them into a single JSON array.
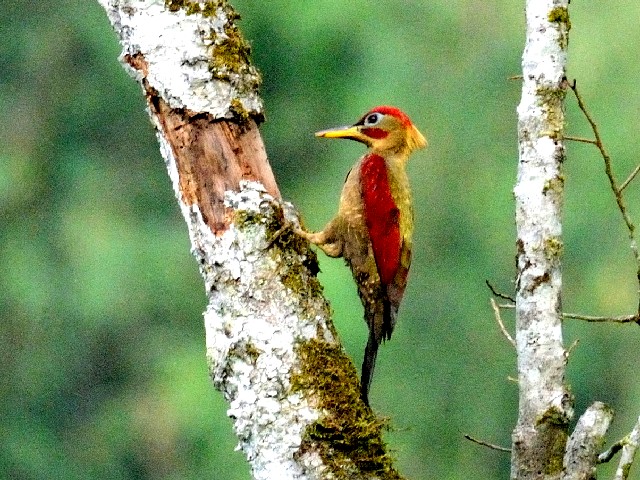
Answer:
[
  {"xmin": 511, "ymin": 2, "xmax": 616, "ymax": 479},
  {"xmin": 98, "ymin": 1, "xmax": 402, "ymax": 479},
  {"xmin": 511, "ymin": 1, "xmax": 573, "ymax": 478}
]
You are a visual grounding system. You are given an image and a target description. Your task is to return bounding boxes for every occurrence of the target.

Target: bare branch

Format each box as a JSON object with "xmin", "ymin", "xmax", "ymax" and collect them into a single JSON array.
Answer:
[
  {"xmin": 561, "ymin": 402, "xmax": 613, "ymax": 480},
  {"xmin": 569, "ymin": 81, "xmax": 640, "ymax": 314},
  {"xmin": 464, "ymin": 434, "xmax": 511, "ymax": 453},
  {"xmin": 490, "ymin": 298, "xmax": 516, "ymax": 347},
  {"xmin": 564, "ymin": 339, "xmax": 579, "ymax": 360},
  {"xmin": 613, "ymin": 416, "xmax": 640, "ymax": 480},
  {"xmin": 498, "ymin": 302, "xmax": 640, "ymax": 324},
  {"xmin": 563, "ymin": 312, "xmax": 639, "ymax": 324},
  {"xmin": 620, "ymin": 164, "xmax": 640, "ymax": 193},
  {"xmin": 598, "ymin": 441, "xmax": 624, "ymax": 464},
  {"xmin": 486, "ymin": 280, "xmax": 516, "ymax": 303},
  {"xmin": 564, "ymin": 135, "xmax": 598, "ymax": 145}
]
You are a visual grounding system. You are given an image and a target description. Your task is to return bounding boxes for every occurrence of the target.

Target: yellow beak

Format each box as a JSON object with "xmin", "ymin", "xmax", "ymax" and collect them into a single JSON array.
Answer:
[{"xmin": 315, "ymin": 125, "xmax": 369, "ymax": 144}]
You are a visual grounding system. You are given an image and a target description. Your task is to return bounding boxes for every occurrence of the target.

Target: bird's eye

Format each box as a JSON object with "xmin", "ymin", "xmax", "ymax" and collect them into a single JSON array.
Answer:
[{"xmin": 363, "ymin": 113, "xmax": 382, "ymax": 126}]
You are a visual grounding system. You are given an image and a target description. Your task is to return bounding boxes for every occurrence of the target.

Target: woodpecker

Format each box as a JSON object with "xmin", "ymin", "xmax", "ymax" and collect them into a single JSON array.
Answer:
[{"xmin": 297, "ymin": 106, "xmax": 427, "ymax": 406}]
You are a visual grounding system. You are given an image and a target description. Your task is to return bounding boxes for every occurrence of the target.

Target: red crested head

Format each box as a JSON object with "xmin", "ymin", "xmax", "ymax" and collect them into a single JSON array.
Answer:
[
  {"xmin": 316, "ymin": 106, "xmax": 427, "ymax": 155},
  {"xmin": 368, "ymin": 106, "xmax": 413, "ymax": 128}
]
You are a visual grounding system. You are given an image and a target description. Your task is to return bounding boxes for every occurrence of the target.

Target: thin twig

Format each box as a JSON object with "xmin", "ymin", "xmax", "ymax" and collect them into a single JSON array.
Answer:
[
  {"xmin": 613, "ymin": 416, "xmax": 640, "ymax": 480},
  {"xmin": 495, "ymin": 302, "xmax": 638, "ymax": 324},
  {"xmin": 564, "ymin": 339, "xmax": 579, "ymax": 360},
  {"xmin": 564, "ymin": 135, "xmax": 597, "ymax": 145},
  {"xmin": 562, "ymin": 312, "xmax": 639, "ymax": 324},
  {"xmin": 620, "ymin": 164, "xmax": 640, "ymax": 193},
  {"xmin": 599, "ymin": 441, "xmax": 624, "ymax": 464},
  {"xmin": 490, "ymin": 298, "xmax": 516, "ymax": 347},
  {"xmin": 463, "ymin": 434, "xmax": 511, "ymax": 453},
  {"xmin": 485, "ymin": 280, "xmax": 515, "ymax": 303},
  {"xmin": 569, "ymin": 80, "xmax": 640, "ymax": 315}
]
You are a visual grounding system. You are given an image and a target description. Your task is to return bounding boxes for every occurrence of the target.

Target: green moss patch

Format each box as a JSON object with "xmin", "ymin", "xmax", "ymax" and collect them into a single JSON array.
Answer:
[
  {"xmin": 548, "ymin": 6, "xmax": 571, "ymax": 30},
  {"xmin": 293, "ymin": 339, "xmax": 403, "ymax": 479},
  {"xmin": 165, "ymin": 0, "xmax": 226, "ymax": 15},
  {"xmin": 164, "ymin": 0, "xmax": 262, "ymax": 97}
]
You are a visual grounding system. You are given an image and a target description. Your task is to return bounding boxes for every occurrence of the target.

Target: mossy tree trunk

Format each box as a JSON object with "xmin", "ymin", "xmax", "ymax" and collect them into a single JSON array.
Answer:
[{"xmin": 98, "ymin": 1, "xmax": 403, "ymax": 479}]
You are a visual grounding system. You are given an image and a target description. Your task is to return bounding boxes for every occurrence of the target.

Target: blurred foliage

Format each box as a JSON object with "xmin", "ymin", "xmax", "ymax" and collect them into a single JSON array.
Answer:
[{"xmin": 2, "ymin": 1, "xmax": 640, "ymax": 479}]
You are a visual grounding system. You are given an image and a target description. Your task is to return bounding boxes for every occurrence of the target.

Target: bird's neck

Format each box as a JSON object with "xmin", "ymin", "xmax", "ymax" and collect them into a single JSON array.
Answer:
[{"xmin": 368, "ymin": 146, "xmax": 411, "ymax": 167}]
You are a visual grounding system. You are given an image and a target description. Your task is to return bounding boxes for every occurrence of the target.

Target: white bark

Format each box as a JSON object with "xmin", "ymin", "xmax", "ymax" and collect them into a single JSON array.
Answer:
[
  {"xmin": 613, "ymin": 417, "xmax": 640, "ymax": 480},
  {"xmin": 201, "ymin": 183, "xmax": 331, "ymax": 478},
  {"xmin": 562, "ymin": 402, "xmax": 613, "ymax": 480},
  {"xmin": 98, "ymin": 0, "xmax": 262, "ymax": 117},
  {"xmin": 98, "ymin": 2, "xmax": 398, "ymax": 479},
  {"xmin": 512, "ymin": 1, "xmax": 573, "ymax": 478}
]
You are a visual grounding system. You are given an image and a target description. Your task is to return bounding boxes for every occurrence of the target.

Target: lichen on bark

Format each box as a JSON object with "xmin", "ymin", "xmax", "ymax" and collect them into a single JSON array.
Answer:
[
  {"xmin": 99, "ymin": 1, "xmax": 405, "ymax": 477},
  {"xmin": 511, "ymin": 0, "xmax": 573, "ymax": 478}
]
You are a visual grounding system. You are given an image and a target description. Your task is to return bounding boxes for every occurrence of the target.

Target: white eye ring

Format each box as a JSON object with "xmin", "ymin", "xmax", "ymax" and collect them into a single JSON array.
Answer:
[{"xmin": 363, "ymin": 112, "xmax": 383, "ymax": 126}]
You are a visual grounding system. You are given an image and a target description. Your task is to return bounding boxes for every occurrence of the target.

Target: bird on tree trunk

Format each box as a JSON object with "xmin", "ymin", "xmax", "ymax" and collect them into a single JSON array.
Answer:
[{"xmin": 297, "ymin": 106, "xmax": 427, "ymax": 406}]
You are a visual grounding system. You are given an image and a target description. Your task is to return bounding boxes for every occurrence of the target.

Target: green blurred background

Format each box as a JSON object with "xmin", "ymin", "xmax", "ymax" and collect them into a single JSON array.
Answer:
[{"xmin": 2, "ymin": 1, "xmax": 640, "ymax": 479}]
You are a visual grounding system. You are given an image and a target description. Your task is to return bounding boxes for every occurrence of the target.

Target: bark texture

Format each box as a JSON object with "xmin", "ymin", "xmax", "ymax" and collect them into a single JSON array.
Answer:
[
  {"xmin": 613, "ymin": 416, "xmax": 640, "ymax": 480},
  {"xmin": 512, "ymin": 1, "xmax": 573, "ymax": 479},
  {"xmin": 561, "ymin": 402, "xmax": 612, "ymax": 480},
  {"xmin": 98, "ymin": 1, "xmax": 401, "ymax": 479}
]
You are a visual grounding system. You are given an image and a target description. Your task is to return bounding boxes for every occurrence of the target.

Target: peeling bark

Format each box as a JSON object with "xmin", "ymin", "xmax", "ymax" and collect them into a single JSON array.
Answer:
[
  {"xmin": 123, "ymin": 32, "xmax": 278, "ymax": 232},
  {"xmin": 146, "ymin": 86, "xmax": 279, "ymax": 230},
  {"xmin": 98, "ymin": 1, "xmax": 402, "ymax": 478}
]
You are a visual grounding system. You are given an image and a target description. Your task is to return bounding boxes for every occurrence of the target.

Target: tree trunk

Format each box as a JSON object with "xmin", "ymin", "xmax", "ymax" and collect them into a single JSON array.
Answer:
[
  {"xmin": 512, "ymin": 2, "xmax": 617, "ymax": 479},
  {"xmin": 98, "ymin": 1, "xmax": 402, "ymax": 479},
  {"xmin": 511, "ymin": 1, "xmax": 573, "ymax": 478}
]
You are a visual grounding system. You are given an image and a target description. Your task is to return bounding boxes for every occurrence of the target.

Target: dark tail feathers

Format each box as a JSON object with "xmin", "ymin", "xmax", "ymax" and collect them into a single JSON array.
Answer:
[
  {"xmin": 361, "ymin": 296, "xmax": 396, "ymax": 406},
  {"xmin": 360, "ymin": 329, "xmax": 379, "ymax": 407}
]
